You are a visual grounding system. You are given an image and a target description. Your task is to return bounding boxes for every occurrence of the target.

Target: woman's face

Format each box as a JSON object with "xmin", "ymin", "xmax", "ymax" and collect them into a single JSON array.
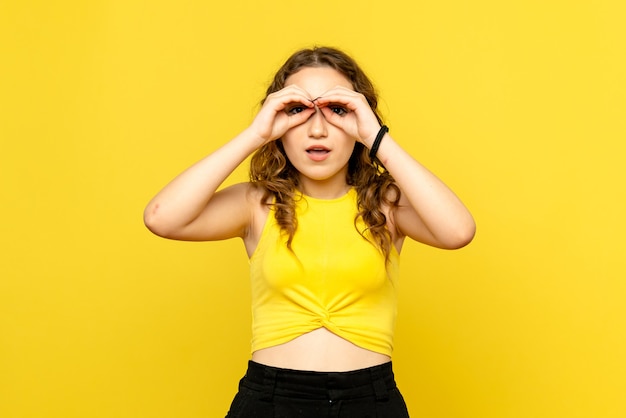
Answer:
[{"xmin": 281, "ymin": 66, "xmax": 356, "ymax": 198}]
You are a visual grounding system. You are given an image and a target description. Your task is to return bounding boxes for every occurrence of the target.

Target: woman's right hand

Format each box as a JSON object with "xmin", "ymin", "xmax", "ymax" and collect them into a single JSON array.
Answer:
[{"xmin": 248, "ymin": 85, "xmax": 316, "ymax": 145}]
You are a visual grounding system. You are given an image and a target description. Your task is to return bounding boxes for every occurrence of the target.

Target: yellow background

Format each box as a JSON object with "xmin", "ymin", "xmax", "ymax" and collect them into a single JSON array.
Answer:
[{"xmin": 1, "ymin": 0, "xmax": 625, "ymax": 417}]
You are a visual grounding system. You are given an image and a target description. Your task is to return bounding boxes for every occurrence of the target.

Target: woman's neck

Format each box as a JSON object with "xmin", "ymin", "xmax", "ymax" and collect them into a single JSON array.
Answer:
[{"xmin": 298, "ymin": 177, "xmax": 351, "ymax": 200}]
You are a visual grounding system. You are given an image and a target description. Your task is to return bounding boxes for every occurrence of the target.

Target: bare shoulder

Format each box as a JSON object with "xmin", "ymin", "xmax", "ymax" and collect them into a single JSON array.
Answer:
[
  {"xmin": 214, "ymin": 182, "xmax": 265, "ymax": 207},
  {"xmin": 242, "ymin": 182, "xmax": 268, "ymax": 202},
  {"xmin": 234, "ymin": 182, "xmax": 271, "ymax": 212},
  {"xmin": 213, "ymin": 182, "xmax": 268, "ymax": 224}
]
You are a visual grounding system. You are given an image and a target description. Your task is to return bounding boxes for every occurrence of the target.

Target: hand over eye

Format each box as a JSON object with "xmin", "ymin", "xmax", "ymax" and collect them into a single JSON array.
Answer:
[
  {"xmin": 250, "ymin": 86, "xmax": 315, "ymax": 144},
  {"xmin": 315, "ymin": 88, "xmax": 381, "ymax": 144}
]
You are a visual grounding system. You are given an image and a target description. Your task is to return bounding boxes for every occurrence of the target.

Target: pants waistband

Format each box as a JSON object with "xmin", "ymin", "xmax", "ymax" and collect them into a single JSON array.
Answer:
[{"xmin": 241, "ymin": 360, "xmax": 397, "ymax": 401}]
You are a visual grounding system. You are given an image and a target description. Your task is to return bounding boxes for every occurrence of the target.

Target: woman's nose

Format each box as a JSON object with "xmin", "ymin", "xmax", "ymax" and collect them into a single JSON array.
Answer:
[{"xmin": 307, "ymin": 106, "xmax": 328, "ymax": 138}]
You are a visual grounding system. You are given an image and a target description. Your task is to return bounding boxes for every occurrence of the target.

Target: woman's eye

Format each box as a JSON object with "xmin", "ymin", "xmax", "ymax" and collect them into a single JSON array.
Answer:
[
  {"xmin": 329, "ymin": 105, "xmax": 348, "ymax": 116},
  {"xmin": 286, "ymin": 105, "xmax": 306, "ymax": 115}
]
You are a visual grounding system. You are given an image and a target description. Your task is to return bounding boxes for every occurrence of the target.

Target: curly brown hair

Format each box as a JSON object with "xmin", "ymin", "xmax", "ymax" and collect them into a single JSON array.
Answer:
[{"xmin": 249, "ymin": 46, "xmax": 400, "ymax": 261}]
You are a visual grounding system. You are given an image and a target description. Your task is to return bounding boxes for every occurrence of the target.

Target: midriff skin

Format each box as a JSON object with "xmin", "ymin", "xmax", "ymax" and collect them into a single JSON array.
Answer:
[{"xmin": 251, "ymin": 327, "xmax": 391, "ymax": 372}]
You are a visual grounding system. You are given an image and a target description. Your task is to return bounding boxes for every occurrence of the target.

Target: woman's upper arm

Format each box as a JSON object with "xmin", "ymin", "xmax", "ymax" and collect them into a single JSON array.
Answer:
[
  {"xmin": 391, "ymin": 193, "xmax": 473, "ymax": 250},
  {"xmin": 152, "ymin": 182, "xmax": 256, "ymax": 242},
  {"xmin": 390, "ymin": 196, "xmax": 441, "ymax": 250}
]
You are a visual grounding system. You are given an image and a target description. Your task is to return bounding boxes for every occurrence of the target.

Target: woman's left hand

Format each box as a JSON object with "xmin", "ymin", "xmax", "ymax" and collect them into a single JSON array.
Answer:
[{"xmin": 314, "ymin": 87, "xmax": 381, "ymax": 147}]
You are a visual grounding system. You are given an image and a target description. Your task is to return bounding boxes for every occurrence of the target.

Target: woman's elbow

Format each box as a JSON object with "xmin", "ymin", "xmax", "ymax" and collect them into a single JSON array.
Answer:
[
  {"xmin": 444, "ymin": 219, "xmax": 476, "ymax": 249},
  {"xmin": 143, "ymin": 204, "xmax": 174, "ymax": 238}
]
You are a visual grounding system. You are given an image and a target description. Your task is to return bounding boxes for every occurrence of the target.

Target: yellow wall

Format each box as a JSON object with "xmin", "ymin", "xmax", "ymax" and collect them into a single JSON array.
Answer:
[{"xmin": 2, "ymin": 1, "xmax": 624, "ymax": 417}]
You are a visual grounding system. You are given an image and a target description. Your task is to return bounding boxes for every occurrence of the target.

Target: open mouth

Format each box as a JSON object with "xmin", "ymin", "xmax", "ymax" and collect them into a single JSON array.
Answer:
[{"xmin": 306, "ymin": 146, "xmax": 330, "ymax": 155}]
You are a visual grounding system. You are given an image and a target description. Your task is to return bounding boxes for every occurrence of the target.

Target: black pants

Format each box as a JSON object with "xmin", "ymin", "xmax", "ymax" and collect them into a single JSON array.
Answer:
[{"xmin": 225, "ymin": 361, "xmax": 410, "ymax": 417}]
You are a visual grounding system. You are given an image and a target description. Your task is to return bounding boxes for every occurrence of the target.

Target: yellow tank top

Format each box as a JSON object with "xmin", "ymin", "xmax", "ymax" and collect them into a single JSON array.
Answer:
[{"xmin": 249, "ymin": 188, "xmax": 400, "ymax": 356}]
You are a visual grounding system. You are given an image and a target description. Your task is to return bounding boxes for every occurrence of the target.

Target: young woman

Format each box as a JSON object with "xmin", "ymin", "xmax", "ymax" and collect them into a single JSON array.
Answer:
[{"xmin": 144, "ymin": 46, "xmax": 475, "ymax": 417}]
